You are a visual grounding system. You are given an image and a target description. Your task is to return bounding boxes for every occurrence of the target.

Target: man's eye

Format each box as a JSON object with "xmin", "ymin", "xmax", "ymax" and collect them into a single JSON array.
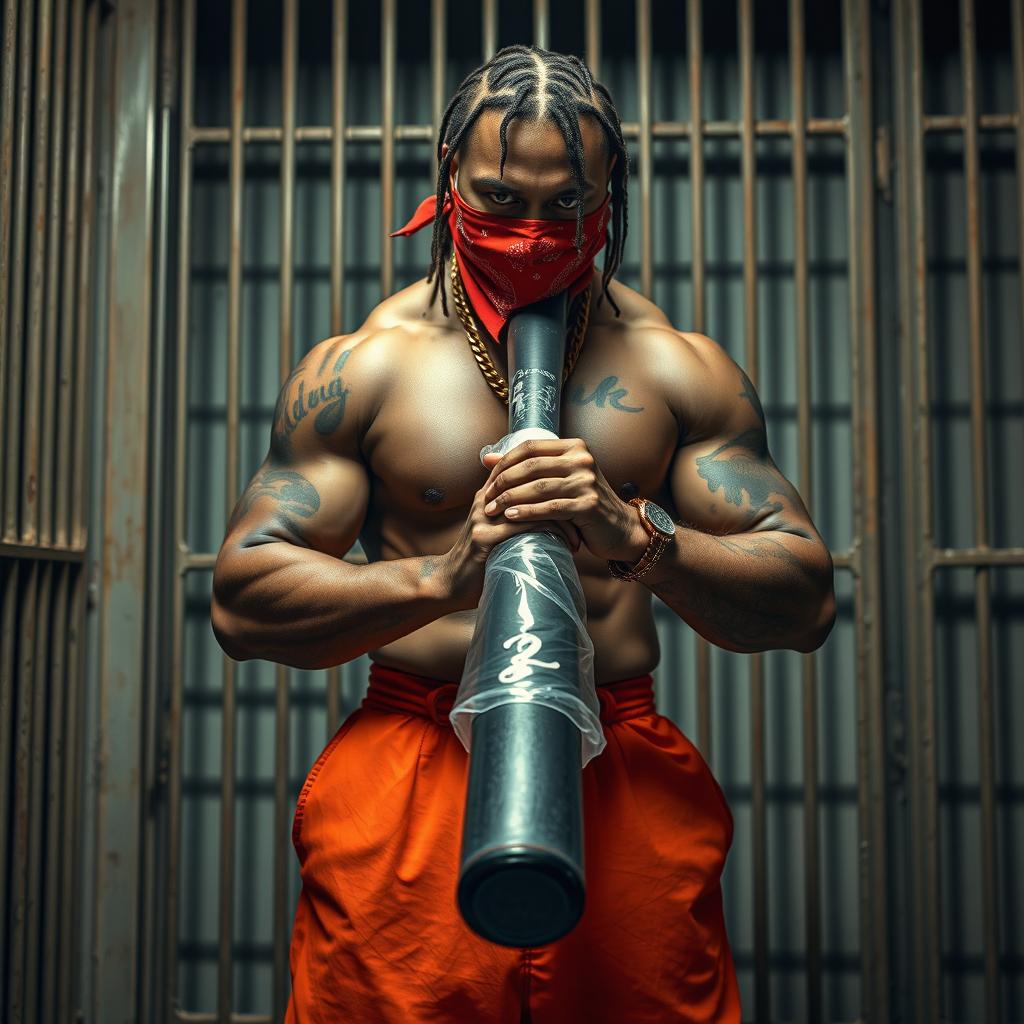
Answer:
[
  {"xmin": 488, "ymin": 191, "xmax": 517, "ymax": 205},
  {"xmin": 555, "ymin": 195, "xmax": 581, "ymax": 209}
]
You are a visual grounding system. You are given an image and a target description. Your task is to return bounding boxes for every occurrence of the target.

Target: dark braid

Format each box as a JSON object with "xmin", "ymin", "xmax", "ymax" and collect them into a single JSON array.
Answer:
[{"xmin": 427, "ymin": 45, "xmax": 629, "ymax": 322}]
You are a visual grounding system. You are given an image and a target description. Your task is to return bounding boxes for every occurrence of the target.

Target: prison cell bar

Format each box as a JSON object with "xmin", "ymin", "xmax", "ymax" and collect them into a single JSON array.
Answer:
[
  {"xmin": 585, "ymin": 0, "xmax": 600, "ymax": 80},
  {"xmin": 0, "ymin": 0, "xmax": 15, "ymax": 540},
  {"xmin": 482, "ymin": 0, "xmax": 497, "ymax": 61},
  {"xmin": 1016, "ymin": 0, "xmax": 1024, "ymax": 348},
  {"xmin": 381, "ymin": 0, "xmax": 395, "ymax": 299},
  {"xmin": 533, "ymin": 0, "xmax": 548, "ymax": 53},
  {"xmin": 636, "ymin": 0, "xmax": 653, "ymax": 301},
  {"xmin": 326, "ymin": 0, "xmax": 349, "ymax": 739},
  {"xmin": 958, "ymin": 1, "xmax": 1000, "ymax": 1020},
  {"xmin": 788, "ymin": 1, "xmax": 823, "ymax": 1018}
]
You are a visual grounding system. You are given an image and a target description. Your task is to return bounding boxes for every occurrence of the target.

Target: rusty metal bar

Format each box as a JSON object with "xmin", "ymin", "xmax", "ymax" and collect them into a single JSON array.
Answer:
[
  {"xmin": 167, "ymin": 0, "xmax": 195, "ymax": 1018},
  {"xmin": 1015, "ymin": 0, "xmax": 1024, "ymax": 352},
  {"xmin": 933, "ymin": 545, "xmax": 1024, "ymax": 566},
  {"xmin": 219, "ymin": 0, "xmax": 246, "ymax": 1018},
  {"xmin": 41, "ymin": 563, "xmax": 69, "ymax": 1023},
  {"xmin": 789, "ymin": 1, "xmax": 821, "ymax": 1017},
  {"xmin": 893, "ymin": 0, "xmax": 940, "ymax": 1019},
  {"xmin": 326, "ymin": 0, "xmax": 349, "ymax": 741},
  {"xmin": 738, "ymin": 1, "xmax": 768, "ymax": 1017},
  {"xmin": 3, "ymin": 0, "xmax": 32, "ymax": 543},
  {"xmin": 635, "ymin": 0, "xmax": 652, "ymax": 298},
  {"xmin": 958, "ymin": 1, "xmax": 999, "ymax": 1018},
  {"xmin": 923, "ymin": 112, "xmax": 1017, "ymax": 132},
  {"xmin": 56, "ymin": 0, "xmax": 85, "ymax": 548},
  {"xmin": 40, "ymin": 0, "xmax": 69, "ymax": 547},
  {"xmin": 0, "ymin": 0, "xmax": 17, "ymax": 534},
  {"xmin": 844, "ymin": 0, "xmax": 889, "ymax": 1019},
  {"xmin": 533, "ymin": 0, "xmax": 548, "ymax": 49},
  {"xmin": 685, "ymin": 0, "xmax": 712, "ymax": 759},
  {"xmin": 72, "ymin": 0, "xmax": 99, "ymax": 549},
  {"xmin": 0, "ymin": 540, "xmax": 85, "ymax": 561},
  {"xmin": 0, "ymin": 560, "xmax": 17, "ymax": 1011},
  {"xmin": 190, "ymin": 116, "xmax": 850, "ymax": 147},
  {"xmin": 381, "ymin": 0, "xmax": 395, "ymax": 299},
  {"xmin": 584, "ymin": 0, "xmax": 599, "ymax": 79},
  {"xmin": 21, "ymin": 0, "xmax": 54, "ymax": 545},
  {"xmin": 6, "ymin": 560, "xmax": 37, "ymax": 1022},
  {"xmin": 482, "ymin": 0, "xmax": 497, "ymax": 60},
  {"xmin": 274, "ymin": 0, "xmax": 298, "ymax": 1016},
  {"xmin": 431, "ymin": 0, "xmax": 446, "ymax": 136}
]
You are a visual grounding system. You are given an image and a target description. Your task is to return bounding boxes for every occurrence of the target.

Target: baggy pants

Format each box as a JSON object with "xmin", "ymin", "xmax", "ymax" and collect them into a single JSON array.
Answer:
[{"xmin": 285, "ymin": 661, "xmax": 742, "ymax": 1023}]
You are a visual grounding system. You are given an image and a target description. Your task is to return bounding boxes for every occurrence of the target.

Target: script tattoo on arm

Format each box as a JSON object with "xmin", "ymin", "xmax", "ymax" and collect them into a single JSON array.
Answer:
[
  {"xmin": 272, "ymin": 348, "xmax": 353, "ymax": 459},
  {"xmin": 229, "ymin": 468, "xmax": 321, "ymax": 547},
  {"xmin": 569, "ymin": 375, "xmax": 644, "ymax": 413}
]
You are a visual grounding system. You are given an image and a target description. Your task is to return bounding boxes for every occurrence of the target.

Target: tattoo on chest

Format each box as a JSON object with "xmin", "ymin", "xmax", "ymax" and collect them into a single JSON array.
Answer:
[{"xmin": 569, "ymin": 375, "xmax": 644, "ymax": 413}]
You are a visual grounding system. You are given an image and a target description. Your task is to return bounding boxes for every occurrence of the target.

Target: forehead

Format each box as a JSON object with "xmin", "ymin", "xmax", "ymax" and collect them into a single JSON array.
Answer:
[{"xmin": 459, "ymin": 107, "xmax": 607, "ymax": 179}]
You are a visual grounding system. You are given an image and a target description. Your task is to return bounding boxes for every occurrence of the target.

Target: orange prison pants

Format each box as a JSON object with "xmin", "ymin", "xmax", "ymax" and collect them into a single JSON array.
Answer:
[{"xmin": 285, "ymin": 662, "xmax": 741, "ymax": 1023}]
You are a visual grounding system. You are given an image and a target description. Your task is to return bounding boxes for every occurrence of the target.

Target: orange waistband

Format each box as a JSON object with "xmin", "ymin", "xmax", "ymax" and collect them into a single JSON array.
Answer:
[{"xmin": 363, "ymin": 661, "xmax": 656, "ymax": 728}]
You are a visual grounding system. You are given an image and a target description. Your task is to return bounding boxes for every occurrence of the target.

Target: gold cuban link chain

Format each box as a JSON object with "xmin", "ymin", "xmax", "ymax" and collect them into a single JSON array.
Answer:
[{"xmin": 449, "ymin": 253, "xmax": 591, "ymax": 406}]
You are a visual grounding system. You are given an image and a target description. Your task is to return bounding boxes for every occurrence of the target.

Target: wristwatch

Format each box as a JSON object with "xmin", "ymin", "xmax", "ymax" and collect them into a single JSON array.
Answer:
[{"xmin": 607, "ymin": 498, "xmax": 676, "ymax": 582}]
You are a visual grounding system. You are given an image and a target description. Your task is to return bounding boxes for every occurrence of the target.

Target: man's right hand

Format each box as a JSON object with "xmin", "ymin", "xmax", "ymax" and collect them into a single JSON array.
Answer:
[{"xmin": 437, "ymin": 451, "xmax": 581, "ymax": 611}]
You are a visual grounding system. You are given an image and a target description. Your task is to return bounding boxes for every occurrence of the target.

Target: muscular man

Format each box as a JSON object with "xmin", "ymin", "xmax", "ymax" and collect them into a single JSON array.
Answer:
[{"xmin": 212, "ymin": 44, "xmax": 835, "ymax": 1024}]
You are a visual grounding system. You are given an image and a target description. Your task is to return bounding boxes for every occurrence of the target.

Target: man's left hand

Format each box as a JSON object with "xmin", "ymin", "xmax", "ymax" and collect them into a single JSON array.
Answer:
[{"xmin": 481, "ymin": 438, "xmax": 648, "ymax": 563}]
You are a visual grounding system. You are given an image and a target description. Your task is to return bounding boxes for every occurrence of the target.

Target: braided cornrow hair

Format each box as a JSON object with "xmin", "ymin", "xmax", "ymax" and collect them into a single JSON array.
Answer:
[{"xmin": 427, "ymin": 44, "xmax": 629, "ymax": 321}]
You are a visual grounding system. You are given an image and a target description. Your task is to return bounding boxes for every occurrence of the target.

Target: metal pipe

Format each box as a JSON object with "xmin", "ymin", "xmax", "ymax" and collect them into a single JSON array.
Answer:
[
  {"xmin": 636, "ymin": 0, "xmax": 652, "ymax": 299},
  {"xmin": 381, "ymin": 0, "xmax": 395, "ymax": 298},
  {"xmin": 738, "ymin": 1, "xmax": 768, "ymax": 1017},
  {"xmin": 274, "ymin": 1, "xmax": 298, "ymax": 1016},
  {"xmin": 584, "ymin": 0, "xmax": 599, "ymax": 79},
  {"xmin": 533, "ymin": 0, "xmax": 548, "ymax": 50},
  {"xmin": 218, "ymin": 0, "xmax": 246, "ymax": 1017},
  {"xmin": 431, "ymin": 0, "xmax": 446, "ymax": 137},
  {"xmin": 1015, "ymin": 0, "xmax": 1024, "ymax": 356},
  {"xmin": 958, "ymin": 2, "xmax": 999, "ymax": 1018},
  {"xmin": 166, "ymin": 1, "xmax": 193, "ymax": 1019},
  {"xmin": 482, "ymin": 0, "xmax": 497, "ymax": 60},
  {"xmin": 57, "ymin": 0, "xmax": 86, "ymax": 548},
  {"xmin": 0, "ymin": 561, "xmax": 17, "ymax": 1011},
  {"xmin": 3, "ymin": 0, "xmax": 34, "ymax": 543},
  {"xmin": 0, "ymin": 0, "xmax": 18, "ymax": 532}
]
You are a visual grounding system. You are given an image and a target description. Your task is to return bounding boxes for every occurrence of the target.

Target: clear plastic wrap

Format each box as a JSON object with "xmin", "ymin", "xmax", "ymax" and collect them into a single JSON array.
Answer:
[{"xmin": 450, "ymin": 529, "xmax": 607, "ymax": 768}]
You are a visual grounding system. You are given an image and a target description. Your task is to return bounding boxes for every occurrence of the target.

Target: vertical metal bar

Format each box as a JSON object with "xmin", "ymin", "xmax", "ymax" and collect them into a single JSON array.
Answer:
[
  {"xmin": 0, "ymin": 0, "xmax": 18, "ymax": 532},
  {"xmin": 584, "ymin": 0, "xmax": 600, "ymax": 79},
  {"xmin": 71, "ymin": 0, "xmax": 99, "ymax": 551},
  {"xmin": 275, "ymin": 1, "xmax": 298, "ymax": 1017},
  {"xmin": 635, "ymin": 0, "xmax": 652, "ymax": 299},
  {"xmin": 22, "ymin": 560, "xmax": 52, "ymax": 1024},
  {"xmin": 790, "ymin": 0, "xmax": 821, "ymax": 1017},
  {"xmin": 21, "ymin": 0, "xmax": 53, "ymax": 545},
  {"xmin": 6, "ymin": 561, "xmax": 37, "ymax": 1023},
  {"xmin": 482, "ymin": 0, "xmax": 497, "ymax": 61},
  {"xmin": 893, "ymin": 0, "xmax": 940, "ymax": 1019},
  {"xmin": 219, "ymin": 0, "xmax": 246, "ymax": 1018},
  {"xmin": 327, "ymin": 0, "xmax": 348, "ymax": 738},
  {"xmin": 2, "ymin": 0, "xmax": 32, "ymax": 543},
  {"xmin": 0, "ymin": 561, "xmax": 17, "ymax": 1013},
  {"xmin": 431, "ymin": 0, "xmax": 446, "ymax": 137},
  {"xmin": 844, "ymin": 0, "xmax": 890, "ymax": 1018},
  {"xmin": 56, "ymin": 0, "xmax": 85, "ymax": 548},
  {"xmin": 167, "ymin": 1, "xmax": 194, "ymax": 1018},
  {"xmin": 1015, "ymin": 0, "xmax": 1024, "ymax": 347},
  {"xmin": 686, "ymin": 0, "xmax": 712, "ymax": 760},
  {"xmin": 40, "ymin": 0, "xmax": 68, "ymax": 547},
  {"xmin": 380, "ymin": 0, "xmax": 395, "ymax": 299},
  {"xmin": 739, "ymin": 1, "xmax": 768, "ymax": 1018},
  {"xmin": 41, "ymin": 563, "xmax": 69, "ymax": 1024},
  {"xmin": 533, "ymin": 0, "xmax": 548, "ymax": 49},
  {"xmin": 959, "ymin": 2, "xmax": 999, "ymax": 1019},
  {"xmin": 59, "ymin": 564, "xmax": 87, "ymax": 1023}
]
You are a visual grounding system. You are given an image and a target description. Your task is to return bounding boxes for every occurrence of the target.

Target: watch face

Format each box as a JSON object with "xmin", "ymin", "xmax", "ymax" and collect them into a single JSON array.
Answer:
[{"xmin": 644, "ymin": 501, "xmax": 676, "ymax": 537}]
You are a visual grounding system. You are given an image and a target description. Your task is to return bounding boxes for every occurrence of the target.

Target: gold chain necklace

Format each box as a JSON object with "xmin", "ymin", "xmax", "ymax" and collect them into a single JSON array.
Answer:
[{"xmin": 449, "ymin": 254, "xmax": 591, "ymax": 406}]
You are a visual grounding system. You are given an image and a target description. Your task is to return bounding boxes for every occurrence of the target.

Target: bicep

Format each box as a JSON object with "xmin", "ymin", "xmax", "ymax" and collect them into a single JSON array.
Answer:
[{"xmin": 222, "ymin": 337, "xmax": 371, "ymax": 559}]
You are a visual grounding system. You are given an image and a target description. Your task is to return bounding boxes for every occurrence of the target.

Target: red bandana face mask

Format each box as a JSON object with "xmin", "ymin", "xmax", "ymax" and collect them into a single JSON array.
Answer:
[{"xmin": 391, "ymin": 184, "xmax": 611, "ymax": 343}]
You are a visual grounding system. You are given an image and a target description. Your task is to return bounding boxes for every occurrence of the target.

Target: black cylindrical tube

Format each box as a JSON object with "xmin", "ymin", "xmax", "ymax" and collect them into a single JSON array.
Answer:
[{"xmin": 457, "ymin": 291, "xmax": 592, "ymax": 948}]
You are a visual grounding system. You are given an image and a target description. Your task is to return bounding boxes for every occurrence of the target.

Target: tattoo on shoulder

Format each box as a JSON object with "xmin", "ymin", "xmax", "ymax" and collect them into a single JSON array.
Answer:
[
  {"xmin": 695, "ymin": 427, "xmax": 800, "ymax": 514},
  {"xmin": 272, "ymin": 348, "xmax": 353, "ymax": 457},
  {"xmin": 569, "ymin": 375, "xmax": 644, "ymax": 413}
]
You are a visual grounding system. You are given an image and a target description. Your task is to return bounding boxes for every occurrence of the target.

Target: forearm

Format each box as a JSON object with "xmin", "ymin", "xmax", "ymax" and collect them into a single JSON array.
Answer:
[
  {"xmin": 638, "ymin": 525, "xmax": 836, "ymax": 654},
  {"xmin": 211, "ymin": 543, "xmax": 458, "ymax": 669}
]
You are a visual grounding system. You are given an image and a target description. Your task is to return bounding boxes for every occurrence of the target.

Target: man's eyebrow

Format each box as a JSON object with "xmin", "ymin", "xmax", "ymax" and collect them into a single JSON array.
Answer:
[{"xmin": 471, "ymin": 175, "xmax": 597, "ymax": 193}]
